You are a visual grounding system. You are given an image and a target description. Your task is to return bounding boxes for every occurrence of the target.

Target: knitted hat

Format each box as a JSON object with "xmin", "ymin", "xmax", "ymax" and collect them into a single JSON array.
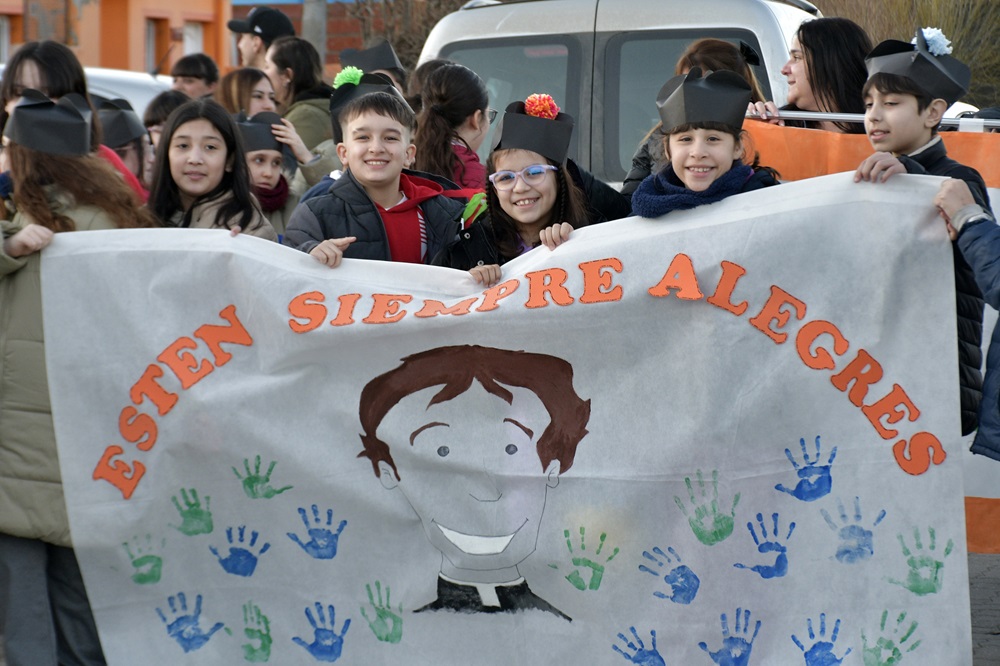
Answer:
[
  {"xmin": 656, "ymin": 67, "xmax": 752, "ymax": 133},
  {"xmin": 4, "ymin": 90, "xmax": 92, "ymax": 156},
  {"xmin": 491, "ymin": 93, "xmax": 574, "ymax": 163},
  {"xmin": 865, "ymin": 28, "xmax": 970, "ymax": 106}
]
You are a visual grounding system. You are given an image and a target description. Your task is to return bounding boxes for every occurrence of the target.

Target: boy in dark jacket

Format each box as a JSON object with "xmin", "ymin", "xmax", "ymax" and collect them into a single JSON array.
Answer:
[
  {"xmin": 853, "ymin": 28, "xmax": 988, "ymax": 436},
  {"xmin": 283, "ymin": 91, "xmax": 463, "ymax": 267}
]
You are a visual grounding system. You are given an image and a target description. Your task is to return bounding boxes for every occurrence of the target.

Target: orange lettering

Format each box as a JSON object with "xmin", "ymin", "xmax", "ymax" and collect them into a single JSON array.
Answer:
[
  {"xmin": 118, "ymin": 406, "xmax": 157, "ymax": 452},
  {"xmin": 796, "ymin": 320, "xmax": 849, "ymax": 371},
  {"xmin": 892, "ymin": 431, "xmax": 946, "ymax": 476},
  {"xmin": 329, "ymin": 293, "xmax": 362, "ymax": 327},
  {"xmin": 648, "ymin": 253, "xmax": 703, "ymax": 300},
  {"xmin": 579, "ymin": 258, "xmax": 624, "ymax": 304},
  {"xmin": 194, "ymin": 305, "xmax": 253, "ymax": 366},
  {"xmin": 288, "ymin": 291, "xmax": 327, "ymax": 333},
  {"xmin": 525, "ymin": 268, "xmax": 574, "ymax": 308},
  {"xmin": 93, "ymin": 445, "xmax": 146, "ymax": 500},
  {"xmin": 476, "ymin": 279, "xmax": 520, "ymax": 312},
  {"xmin": 363, "ymin": 294, "xmax": 413, "ymax": 324},
  {"xmin": 831, "ymin": 349, "xmax": 883, "ymax": 406},
  {"xmin": 130, "ymin": 364, "xmax": 178, "ymax": 416},
  {"xmin": 749, "ymin": 286, "xmax": 806, "ymax": 343},
  {"xmin": 158, "ymin": 337, "xmax": 212, "ymax": 389},
  {"xmin": 862, "ymin": 384, "xmax": 920, "ymax": 440},
  {"xmin": 414, "ymin": 297, "xmax": 479, "ymax": 318},
  {"xmin": 707, "ymin": 261, "xmax": 749, "ymax": 315}
]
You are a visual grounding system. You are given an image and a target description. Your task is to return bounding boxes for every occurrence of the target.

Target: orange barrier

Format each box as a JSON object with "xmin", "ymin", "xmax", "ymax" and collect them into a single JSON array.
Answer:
[
  {"xmin": 744, "ymin": 121, "xmax": 1000, "ymax": 188},
  {"xmin": 966, "ymin": 497, "xmax": 1000, "ymax": 554}
]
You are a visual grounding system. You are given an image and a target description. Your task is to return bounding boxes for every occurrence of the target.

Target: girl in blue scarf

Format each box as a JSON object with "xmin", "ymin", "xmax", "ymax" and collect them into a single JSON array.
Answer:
[{"xmin": 631, "ymin": 68, "xmax": 778, "ymax": 219}]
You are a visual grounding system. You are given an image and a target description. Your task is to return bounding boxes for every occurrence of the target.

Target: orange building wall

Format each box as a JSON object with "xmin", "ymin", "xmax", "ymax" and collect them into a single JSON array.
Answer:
[{"xmin": 0, "ymin": 0, "xmax": 230, "ymax": 72}]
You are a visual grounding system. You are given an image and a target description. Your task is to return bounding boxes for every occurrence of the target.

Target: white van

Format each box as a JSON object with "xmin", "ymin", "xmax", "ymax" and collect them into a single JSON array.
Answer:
[{"xmin": 420, "ymin": 0, "xmax": 820, "ymax": 186}]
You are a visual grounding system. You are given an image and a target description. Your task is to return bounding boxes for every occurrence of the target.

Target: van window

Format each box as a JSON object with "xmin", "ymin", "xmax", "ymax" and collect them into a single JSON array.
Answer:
[
  {"xmin": 601, "ymin": 30, "xmax": 769, "ymax": 183},
  {"xmin": 440, "ymin": 37, "xmax": 582, "ymax": 163}
]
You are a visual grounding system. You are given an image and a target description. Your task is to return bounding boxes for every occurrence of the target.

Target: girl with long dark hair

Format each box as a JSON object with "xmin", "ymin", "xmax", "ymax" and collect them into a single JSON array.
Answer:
[{"xmin": 147, "ymin": 99, "xmax": 276, "ymax": 239}]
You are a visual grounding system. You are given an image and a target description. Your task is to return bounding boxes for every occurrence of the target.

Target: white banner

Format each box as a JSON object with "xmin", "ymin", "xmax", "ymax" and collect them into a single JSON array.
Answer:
[{"xmin": 42, "ymin": 173, "xmax": 971, "ymax": 665}]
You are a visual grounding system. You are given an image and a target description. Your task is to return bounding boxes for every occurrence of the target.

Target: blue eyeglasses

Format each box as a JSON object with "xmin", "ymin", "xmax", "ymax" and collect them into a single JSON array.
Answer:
[{"xmin": 488, "ymin": 164, "xmax": 558, "ymax": 190}]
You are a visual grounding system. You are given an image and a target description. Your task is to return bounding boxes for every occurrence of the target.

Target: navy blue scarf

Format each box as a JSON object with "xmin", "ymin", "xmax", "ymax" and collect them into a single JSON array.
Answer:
[{"xmin": 631, "ymin": 162, "xmax": 753, "ymax": 218}]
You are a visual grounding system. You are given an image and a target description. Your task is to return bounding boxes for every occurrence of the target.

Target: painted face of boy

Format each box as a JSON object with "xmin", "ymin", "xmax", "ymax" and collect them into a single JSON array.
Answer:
[
  {"xmin": 246, "ymin": 148, "xmax": 283, "ymax": 190},
  {"xmin": 336, "ymin": 112, "xmax": 415, "ymax": 192},
  {"xmin": 864, "ymin": 88, "xmax": 939, "ymax": 156},
  {"xmin": 667, "ymin": 128, "xmax": 743, "ymax": 192},
  {"xmin": 376, "ymin": 383, "xmax": 559, "ymax": 577}
]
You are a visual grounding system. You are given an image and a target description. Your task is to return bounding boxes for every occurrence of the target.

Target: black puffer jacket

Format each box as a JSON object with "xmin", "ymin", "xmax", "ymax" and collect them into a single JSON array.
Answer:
[
  {"xmin": 900, "ymin": 136, "xmax": 988, "ymax": 435},
  {"xmin": 283, "ymin": 169, "xmax": 464, "ymax": 262}
]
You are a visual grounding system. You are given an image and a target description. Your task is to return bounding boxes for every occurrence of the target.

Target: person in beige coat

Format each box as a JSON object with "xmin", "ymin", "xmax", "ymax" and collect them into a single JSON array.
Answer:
[
  {"xmin": 147, "ymin": 98, "xmax": 277, "ymax": 240},
  {"xmin": 0, "ymin": 91, "xmax": 157, "ymax": 665}
]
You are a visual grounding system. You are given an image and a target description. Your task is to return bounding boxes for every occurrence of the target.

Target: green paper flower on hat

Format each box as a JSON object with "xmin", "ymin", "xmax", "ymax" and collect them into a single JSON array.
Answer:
[{"xmin": 334, "ymin": 66, "xmax": 364, "ymax": 89}]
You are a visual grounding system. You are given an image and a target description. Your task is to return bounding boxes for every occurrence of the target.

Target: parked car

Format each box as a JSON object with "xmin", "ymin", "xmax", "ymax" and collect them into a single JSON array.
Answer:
[
  {"xmin": 0, "ymin": 64, "xmax": 171, "ymax": 116},
  {"xmin": 419, "ymin": 0, "xmax": 820, "ymax": 186}
]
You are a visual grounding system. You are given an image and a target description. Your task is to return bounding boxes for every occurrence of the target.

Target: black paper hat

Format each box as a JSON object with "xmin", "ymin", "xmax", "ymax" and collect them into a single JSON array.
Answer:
[
  {"xmin": 329, "ymin": 71, "xmax": 406, "ymax": 143},
  {"xmin": 339, "ymin": 41, "xmax": 404, "ymax": 78},
  {"xmin": 656, "ymin": 67, "xmax": 752, "ymax": 133},
  {"xmin": 491, "ymin": 96, "xmax": 574, "ymax": 164},
  {"xmin": 98, "ymin": 98, "xmax": 146, "ymax": 149},
  {"xmin": 4, "ymin": 90, "xmax": 92, "ymax": 156},
  {"xmin": 235, "ymin": 111, "xmax": 283, "ymax": 153},
  {"xmin": 865, "ymin": 29, "xmax": 970, "ymax": 106},
  {"xmin": 234, "ymin": 111, "xmax": 297, "ymax": 173}
]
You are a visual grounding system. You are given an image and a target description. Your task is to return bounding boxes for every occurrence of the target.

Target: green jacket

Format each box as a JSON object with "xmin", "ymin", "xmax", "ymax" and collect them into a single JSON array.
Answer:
[
  {"xmin": 0, "ymin": 194, "xmax": 120, "ymax": 546},
  {"xmin": 285, "ymin": 95, "xmax": 334, "ymax": 153}
]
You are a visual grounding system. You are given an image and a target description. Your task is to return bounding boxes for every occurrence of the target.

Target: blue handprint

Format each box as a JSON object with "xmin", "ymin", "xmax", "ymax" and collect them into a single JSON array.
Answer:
[
  {"xmin": 699, "ymin": 607, "xmax": 761, "ymax": 666},
  {"xmin": 287, "ymin": 505, "xmax": 348, "ymax": 560},
  {"xmin": 821, "ymin": 496, "xmax": 886, "ymax": 564},
  {"xmin": 792, "ymin": 614, "xmax": 852, "ymax": 666},
  {"xmin": 638, "ymin": 546, "xmax": 700, "ymax": 604},
  {"xmin": 293, "ymin": 602, "xmax": 351, "ymax": 662},
  {"xmin": 613, "ymin": 627, "xmax": 665, "ymax": 666},
  {"xmin": 734, "ymin": 512, "xmax": 795, "ymax": 579},
  {"xmin": 775, "ymin": 436, "xmax": 836, "ymax": 502},
  {"xmin": 209, "ymin": 525, "xmax": 271, "ymax": 577},
  {"xmin": 155, "ymin": 592, "xmax": 224, "ymax": 653}
]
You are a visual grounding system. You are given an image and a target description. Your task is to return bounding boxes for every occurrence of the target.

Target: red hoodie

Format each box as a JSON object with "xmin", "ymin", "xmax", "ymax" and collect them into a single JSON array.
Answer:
[{"xmin": 376, "ymin": 172, "xmax": 445, "ymax": 263}]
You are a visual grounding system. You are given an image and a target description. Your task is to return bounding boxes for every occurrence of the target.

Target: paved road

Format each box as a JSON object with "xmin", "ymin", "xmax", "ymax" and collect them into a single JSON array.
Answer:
[
  {"xmin": 971, "ymin": 553, "xmax": 1000, "ymax": 665},
  {"xmin": 2, "ymin": 558, "xmax": 999, "ymax": 663}
]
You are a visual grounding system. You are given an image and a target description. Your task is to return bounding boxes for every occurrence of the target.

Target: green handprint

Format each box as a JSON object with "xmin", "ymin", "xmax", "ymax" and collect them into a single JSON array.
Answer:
[
  {"xmin": 233, "ymin": 455, "xmax": 293, "ymax": 500},
  {"xmin": 242, "ymin": 601, "xmax": 272, "ymax": 662},
  {"xmin": 862, "ymin": 610, "xmax": 921, "ymax": 665},
  {"xmin": 674, "ymin": 469, "xmax": 740, "ymax": 546},
  {"xmin": 361, "ymin": 580, "xmax": 403, "ymax": 644},
  {"xmin": 549, "ymin": 527, "xmax": 619, "ymax": 591},
  {"xmin": 887, "ymin": 527, "xmax": 953, "ymax": 596},
  {"xmin": 122, "ymin": 534, "xmax": 164, "ymax": 584},
  {"xmin": 169, "ymin": 488, "xmax": 214, "ymax": 536}
]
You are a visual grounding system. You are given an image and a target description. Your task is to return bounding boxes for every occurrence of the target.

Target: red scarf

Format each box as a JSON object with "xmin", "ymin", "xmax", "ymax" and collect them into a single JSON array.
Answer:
[{"xmin": 254, "ymin": 175, "xmax": 290, "ymax": 213}]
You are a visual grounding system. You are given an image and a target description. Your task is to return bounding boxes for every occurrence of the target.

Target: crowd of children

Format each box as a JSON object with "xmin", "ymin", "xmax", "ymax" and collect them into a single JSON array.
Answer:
[{"xmin": 1, "ymin": 6, "xmax": 999, "ymax": 663}]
